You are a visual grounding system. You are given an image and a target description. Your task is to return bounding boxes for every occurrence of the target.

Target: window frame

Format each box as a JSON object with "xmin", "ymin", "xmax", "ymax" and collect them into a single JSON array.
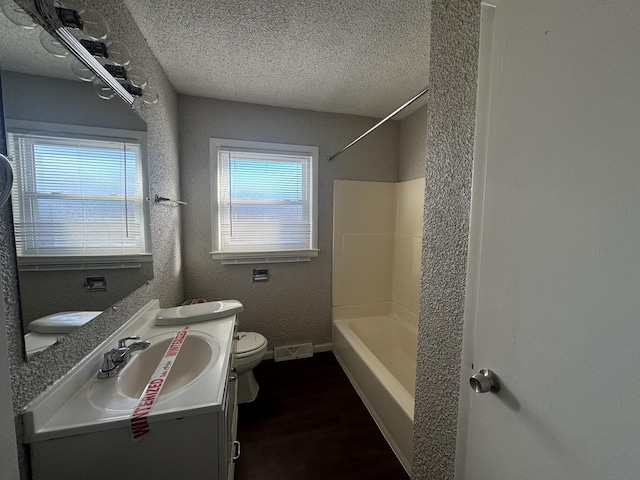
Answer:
[
  {"xmin": 210, "ymin": 137, "xmax": 319, "ymax": 264},
  {"xmin": 6, "ymin": 120, "xmax": 151, "ymax": 271}
]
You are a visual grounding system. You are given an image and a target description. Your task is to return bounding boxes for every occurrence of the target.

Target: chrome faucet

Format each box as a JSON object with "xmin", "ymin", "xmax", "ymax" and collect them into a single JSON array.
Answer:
[{"xmin": 97, "ymin": 336, "xmax": 150, "ymax": 379}]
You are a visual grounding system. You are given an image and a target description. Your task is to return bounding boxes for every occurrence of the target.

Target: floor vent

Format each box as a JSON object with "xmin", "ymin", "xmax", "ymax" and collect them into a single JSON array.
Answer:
[{"xmin": 274, "ymin": 343, "xmax": 313, "ymax": 362}]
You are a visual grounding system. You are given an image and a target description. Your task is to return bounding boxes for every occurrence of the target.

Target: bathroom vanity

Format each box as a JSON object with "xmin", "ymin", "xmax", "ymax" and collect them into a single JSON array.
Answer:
[{"xmin": 22, "ymin": 300, "xmax": 239, "ymax": 480}]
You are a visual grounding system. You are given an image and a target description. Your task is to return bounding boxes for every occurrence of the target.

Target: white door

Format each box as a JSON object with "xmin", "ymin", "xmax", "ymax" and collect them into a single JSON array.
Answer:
[{"xmin": 461, "ymin": 1, "xmax": 640, "ymax": 479}]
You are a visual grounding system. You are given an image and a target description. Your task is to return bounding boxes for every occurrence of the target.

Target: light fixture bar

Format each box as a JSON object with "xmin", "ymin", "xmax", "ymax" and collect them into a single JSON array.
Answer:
[{"xmin": 54, "ymin": 27, "xmax": 135, "ymax": 106}]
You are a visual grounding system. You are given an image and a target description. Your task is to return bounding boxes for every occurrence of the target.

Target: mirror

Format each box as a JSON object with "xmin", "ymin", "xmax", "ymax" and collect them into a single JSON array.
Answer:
[{"xmin": 0, "ymin": 12, "xmax": 153, "ymax": 359}]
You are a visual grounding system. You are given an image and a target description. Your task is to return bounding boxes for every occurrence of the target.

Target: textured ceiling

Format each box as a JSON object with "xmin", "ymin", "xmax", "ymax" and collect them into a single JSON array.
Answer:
[{"xmin": 123, "ymin": 0, "xmax": 430, "ymax": 118}]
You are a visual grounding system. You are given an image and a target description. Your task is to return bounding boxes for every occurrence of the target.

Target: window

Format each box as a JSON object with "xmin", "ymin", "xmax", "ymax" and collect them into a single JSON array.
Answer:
[
  {"xmin": 7, "ymin": 121, "xmax": 150, "ymax": 269},
  {"xmin": 211, "ymin": 138, "xmax": 318, "ymax": 264}
]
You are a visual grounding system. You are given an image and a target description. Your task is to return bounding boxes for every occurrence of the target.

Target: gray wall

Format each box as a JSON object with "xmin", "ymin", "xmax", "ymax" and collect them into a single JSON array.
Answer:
[
  {"xmin": 2, "ymin": 71, "xmax": 152, "ymax": 325},
  {"xmin": 18, "ymin": 265, "xmax": 153, "ymax": 324},
  {"xmin": 2, "ymin": 71, "xmax": 147, "ymax": 130},
  {"xmin": 412, "ymin": 1, "xmax": 480, "ymax": 479},
  {"xmin": 178, "ymin": 95, "xmax": 398, "ymax": 348},
  {"xmin": 398, "ymin": 104, "xmax": 428, "ymax": 181},
  {"xmin": 3, "ymin": 1, "xmax": 184, "ymax": 477}
]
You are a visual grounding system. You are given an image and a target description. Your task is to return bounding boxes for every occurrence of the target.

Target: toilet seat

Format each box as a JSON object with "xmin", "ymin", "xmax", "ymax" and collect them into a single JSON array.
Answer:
[{"xmin": 237, "ymin": 331, "xmax": 267, "ymax": 358}]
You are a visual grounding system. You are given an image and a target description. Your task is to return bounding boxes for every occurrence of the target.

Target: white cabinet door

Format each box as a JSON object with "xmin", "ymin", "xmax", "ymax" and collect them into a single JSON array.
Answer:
[{"xmin": 462, "ymin": 1, "xmax": 640, "ymax": 479}]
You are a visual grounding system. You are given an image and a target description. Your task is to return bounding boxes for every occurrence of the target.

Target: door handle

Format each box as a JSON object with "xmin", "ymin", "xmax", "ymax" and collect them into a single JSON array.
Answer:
[{"xmin": 469, "ymin": 368, "xmax": 501, "ymax": 393}]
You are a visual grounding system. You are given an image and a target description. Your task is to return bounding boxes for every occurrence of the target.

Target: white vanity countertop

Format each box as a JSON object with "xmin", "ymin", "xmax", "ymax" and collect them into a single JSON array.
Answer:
[{"xmin": 23, "ymin": 300, "xmax": 236, "ymax": 443}]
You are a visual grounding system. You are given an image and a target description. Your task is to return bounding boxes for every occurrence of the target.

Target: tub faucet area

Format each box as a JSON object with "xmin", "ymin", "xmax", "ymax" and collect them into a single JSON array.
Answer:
[{"xmin": 97, "ymin": 336, "xmax": 151, "ymax": 379}]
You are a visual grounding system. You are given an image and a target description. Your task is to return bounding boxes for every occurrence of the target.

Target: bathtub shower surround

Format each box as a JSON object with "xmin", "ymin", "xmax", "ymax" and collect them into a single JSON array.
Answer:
[
  {"xmin": 333, "ymin": 179, "xmax": 424, "ymax": 320},
  {"xmin": 332, "ymin": 178, "xmax": 424, "ymax": 474}
]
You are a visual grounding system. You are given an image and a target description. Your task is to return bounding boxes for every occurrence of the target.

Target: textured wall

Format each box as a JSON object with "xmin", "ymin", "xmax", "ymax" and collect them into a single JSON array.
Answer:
[
  {"xmin": 2, "ymin": 72, "xmax": 152, "ymax": 325},
  {"xmin": 412, "ymin": 1, "xmax": 480, "ymax": 479},
  {"xmin": 398, "ymin": 104, "xmax": 428, "ymax": 181},
  {"xmin": 178, "ymin": 95, "xmax": 398, "ymax": 349},
  {"xmin": 2, "ymin": 1, "xmax": 183, "ymax": 477}
]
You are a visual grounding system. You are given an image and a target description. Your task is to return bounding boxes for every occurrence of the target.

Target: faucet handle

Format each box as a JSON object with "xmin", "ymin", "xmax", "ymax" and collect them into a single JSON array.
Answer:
[
  {"xmin": 118, "ymin": 336, "xmax": 141, "ymax": 348},
  {"xmin": 97, "ymin": 351, "xmax": 118, "ymax": 379}
]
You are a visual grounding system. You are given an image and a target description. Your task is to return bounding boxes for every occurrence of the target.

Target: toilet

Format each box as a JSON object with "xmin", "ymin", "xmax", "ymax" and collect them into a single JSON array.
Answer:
[
  {"xmin": 155, "ymin": 301, "xmax": 266, "ymax": 404},
  {"xmin": 24, "ymin": 311, "xmax": 102, "ymax": 359},
  {"xmin": 236, "ymin": 331, "xmax": 268, "ymax": 404}
]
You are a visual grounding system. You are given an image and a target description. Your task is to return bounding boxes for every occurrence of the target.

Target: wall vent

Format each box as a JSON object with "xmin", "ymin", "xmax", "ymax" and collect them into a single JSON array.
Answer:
[{"xmin": 273, "ymin": 343, "xmax": 313, "ymax": 362}]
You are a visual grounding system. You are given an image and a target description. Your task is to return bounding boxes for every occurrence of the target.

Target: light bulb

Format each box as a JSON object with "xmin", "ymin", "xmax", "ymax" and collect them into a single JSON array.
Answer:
[
  {"xmin": 71, "ymin": 59, "xmax": 95, "ymax": 82},
  {"xmin": 79, "ymin": 9, "xmax": 109, "ymax": 40},
  {"xmin": 141, "ymin": 88, "xmax": 159, "ymax": 105},
  {"xmin": 106, "ymin": 41, "xmax": 131, "ymax": 66},
  {"xmin": 39, "ymin": 29, "xmax": 69, "ymax": 58},
  {"xmin": 93, "ymin": 80, "xmax": 115, "ymax": 100},
  {"xmin": 127, "ymin": 67, "xmax": 148, "ymax": 88},
  {"xmin": 133, "ymin": 88, "xmax": 158, "ymax": 109},
  {"xmin": 0, "ymin": 0, "xmax": 37, "ymax": 29}
]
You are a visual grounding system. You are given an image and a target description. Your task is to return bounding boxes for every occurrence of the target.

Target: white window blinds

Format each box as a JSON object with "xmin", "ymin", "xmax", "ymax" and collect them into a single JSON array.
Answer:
[
  {"xmin": 8, "ymin": 131, "xmax": 146, "ymax": 258},
  {"xmin": 216, "ymin": 147, "xmax": 315, "ymax": 254}
]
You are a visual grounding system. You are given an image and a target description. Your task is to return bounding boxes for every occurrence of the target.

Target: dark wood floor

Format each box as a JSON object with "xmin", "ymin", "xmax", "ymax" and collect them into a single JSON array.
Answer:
[{"xmin": 234, "ymin": 352, "xmax": 409, "ymax": 480}]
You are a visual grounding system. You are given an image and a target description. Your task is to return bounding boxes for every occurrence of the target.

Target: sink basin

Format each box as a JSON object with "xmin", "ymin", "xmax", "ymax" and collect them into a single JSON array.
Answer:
[
  {"xmin": 24, "ymin": 301, "xmax": 237, "ymax": 446},
  {"xmin": 117, "ymin": 333, "xmax": 217, "ymax": 399}
]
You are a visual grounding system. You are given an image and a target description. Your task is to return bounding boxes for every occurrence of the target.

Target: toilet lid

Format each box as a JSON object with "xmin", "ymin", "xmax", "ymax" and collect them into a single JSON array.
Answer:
[
  {"xmin": 155, "ymin": 300, "xmax": 244, "ymax": 326},
  {"xmin": 28, "ymin": 311, "xmax": 102, "ymax": 334},
  {"xmin": 237, "ymin": 331, "xmax": 267, "ymax": 355}
]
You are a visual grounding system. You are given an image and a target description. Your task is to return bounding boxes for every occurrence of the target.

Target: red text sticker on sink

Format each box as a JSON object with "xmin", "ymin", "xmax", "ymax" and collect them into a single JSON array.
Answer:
[{"xmin": 130, "ymin": 326, "xmax": 190, "ymax": 441}]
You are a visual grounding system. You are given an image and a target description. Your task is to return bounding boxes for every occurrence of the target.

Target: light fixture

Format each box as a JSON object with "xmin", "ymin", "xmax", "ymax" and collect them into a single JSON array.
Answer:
[
  {"xmin": 106, "ymin": 41, "xmax": 132, "ymax": 66},
  {"xmin": 127, "ymin": 67, "xmax": 148, "ymax": 89},
  {"xmin": 76, "ymin": 9, "xmax": 108, "ymax": 40},
  {"xmin": 39, "ymin": 28, "xmax": 69, "ymax": 57},
  {"xmin": 71, "ymin": 58, "xmax": 95, "ymax": 81},
  {"xmin": 139, "ymin": 88, "xmax": 158, "ymax": 105},
  {"xmin": 55, "ymin": 27, "xmax": 134, "ymax": 106},
  {"xmin": 1, "ymin": 0, "xmax": 159, "ymax": 107},
  {"xmin": 93, "ymin": 79, "xmax": 116, "ymax": 100},
  {"xmin": 104, "ymin": 64, "xmax": 127, "ymax": 81},
  {"xmin": 79, "ymin": 38, "xmax": 108, "ymax": 57}
]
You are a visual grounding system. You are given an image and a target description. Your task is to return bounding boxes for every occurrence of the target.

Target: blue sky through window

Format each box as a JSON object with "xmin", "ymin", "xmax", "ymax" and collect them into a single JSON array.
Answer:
[
  {"xmin": 229, "ymin": 159, "xmax": 302, "ymax": 201},
  {"xmin": 33, "ymin": 144, "xmax": 138, "ymax": 196}
]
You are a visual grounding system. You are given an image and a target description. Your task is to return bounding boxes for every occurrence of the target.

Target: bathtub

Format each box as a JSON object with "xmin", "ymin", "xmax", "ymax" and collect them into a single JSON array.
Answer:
[{"xmin": 333, "ymin": 311, "xmax": 417, "ymax": 474}]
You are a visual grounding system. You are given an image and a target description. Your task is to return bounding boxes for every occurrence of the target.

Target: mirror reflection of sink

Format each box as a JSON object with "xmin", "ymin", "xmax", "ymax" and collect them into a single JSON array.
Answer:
[{"xmin": 117, "ymin": 333, "xmax": 217, "ymax": 399}]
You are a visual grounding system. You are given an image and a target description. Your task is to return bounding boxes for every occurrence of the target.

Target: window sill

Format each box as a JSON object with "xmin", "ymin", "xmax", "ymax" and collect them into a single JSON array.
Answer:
[
  {"xmin": 210, "ymin": 249, "xmax": 319, "ymax": 265},
  {"xmin": 18, "ymin": 254, "xmax": 152, "ymax": 272}
]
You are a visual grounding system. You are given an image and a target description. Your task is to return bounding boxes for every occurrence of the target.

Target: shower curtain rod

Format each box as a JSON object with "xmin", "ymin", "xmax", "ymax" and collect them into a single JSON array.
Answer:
[{"xmin": 327, "ymin": 86, "xmax": 429, "ymax": 162}]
